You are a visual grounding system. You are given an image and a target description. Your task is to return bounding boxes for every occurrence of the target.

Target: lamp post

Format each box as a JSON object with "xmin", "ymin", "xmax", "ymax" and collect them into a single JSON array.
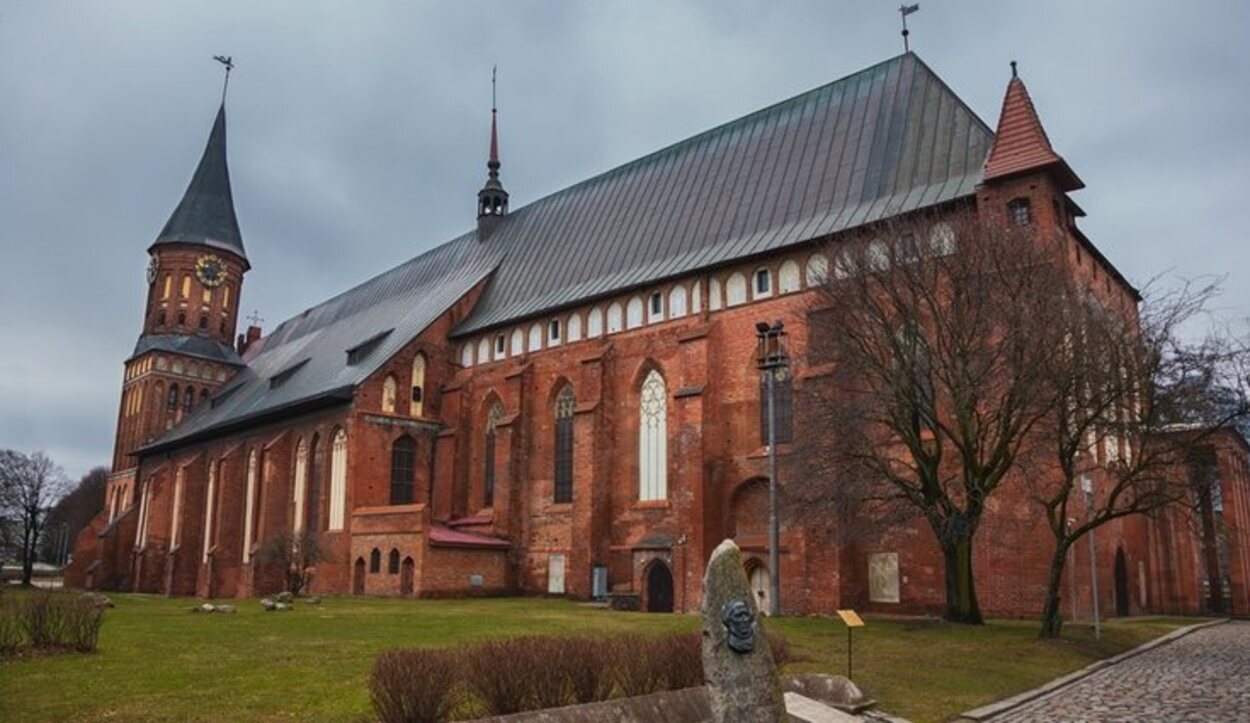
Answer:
[{"xmin": 756, "ymin": 320, "xmax": 789, "ymax": 617}]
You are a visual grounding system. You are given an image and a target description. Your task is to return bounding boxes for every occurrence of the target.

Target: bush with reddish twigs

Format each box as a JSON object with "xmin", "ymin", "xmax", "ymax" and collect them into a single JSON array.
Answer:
[
  {"xmin": 370, "ymin": 648, "xmax": 463, "ymax": 723},
  {"xmin": 0, "ymin": 596, "xmax": 22, "ymax": 657},
  {"xmin": 654, "ymin": 633, "xmax": 705, "ymax": 690},
  {"xmin": 463, "ymin": 639, "xmax": 537, "ymax": 716},
  {"xmin": 611, "ymin": 635, "xmax": 664, "ymax": 697},
  {"xmin": 560, "ymin": 637, "xmax": 615, "ymax": 704}
]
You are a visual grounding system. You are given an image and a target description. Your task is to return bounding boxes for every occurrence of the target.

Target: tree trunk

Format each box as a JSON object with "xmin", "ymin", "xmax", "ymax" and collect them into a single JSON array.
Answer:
[
  {"xmin": 941, "ymin": 535, "xmax": 983, "ymax": 624},
  {"xmin": 1039, "ymin": 540, "xmax": 1070, "ymax": 638}
]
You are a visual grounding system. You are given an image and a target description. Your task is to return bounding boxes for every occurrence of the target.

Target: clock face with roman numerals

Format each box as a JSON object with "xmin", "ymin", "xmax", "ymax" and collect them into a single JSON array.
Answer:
[{"xmin": 196, "ymin": 254, "xmax": 227, "ymax": 288}]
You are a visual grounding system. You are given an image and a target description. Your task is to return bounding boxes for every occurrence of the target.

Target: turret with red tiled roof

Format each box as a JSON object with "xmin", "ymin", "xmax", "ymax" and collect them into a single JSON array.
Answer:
[{"xmin": 983, "ymin": 61, "xmax": 1084, "ymax": 192}]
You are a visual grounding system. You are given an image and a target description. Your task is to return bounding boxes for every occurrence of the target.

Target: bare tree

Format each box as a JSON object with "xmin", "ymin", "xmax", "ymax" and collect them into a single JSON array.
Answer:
[
  {"xmin": 0, "ymin": 450, "xmax": 70, "ymax": 586},
  {"xmin": 1027, "ymin": 278, "xmax": 1249, "ymax": 637},
  {"xmin": 40, "ymin": 466, "xmax": 108, "ymax": 564},
  {"xmin": 258, "ymin": 528, "xmax": 329, "ymax": 595},
  {"xmin": 791, "ymin": 207, "xmax": 1063, "ymax": 623}
]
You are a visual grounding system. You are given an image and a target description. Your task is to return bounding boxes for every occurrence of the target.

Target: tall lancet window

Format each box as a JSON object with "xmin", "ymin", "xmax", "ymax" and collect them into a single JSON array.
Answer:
[
  {"xmin": 202, "ymin": 460, "xmax": 217, "ymax": 563},
  {"xmin": 554, "ymin": 385, "xmax": 575, "ymax": 503},
  {"xmin": 381, "ymin": 375, "xmax": 397, "ymax": 414},
  {"xmin": 329, "ymin": 429, "xmax": 348, "ymax": 530},
  {"xmin": 242, "ymin": 450, "xmax": 258, "ymax": 562},
  {"xmin": 390, "ymin": 435, "xmax": 416, "ymax": 505},
  {"xmin": 292, "ymin": 439, "xmax": 308, "ymax": 534},
  {"xmin": 484, "ymin": 402, "xmax": 503, "ymax": 508},
  {"xmin": 410, "ymin": 354, "xmax": 426, "ymax": 417},
  {"xmin": 638, "ymin": 369, "xmax": 668, "ymax": 501}
]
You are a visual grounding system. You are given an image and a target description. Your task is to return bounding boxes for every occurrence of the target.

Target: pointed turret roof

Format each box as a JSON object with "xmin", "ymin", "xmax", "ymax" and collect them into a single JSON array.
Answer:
[
  {"xmin": 150, "ymin": 104, "xmax": 248, "ymax": 264},
  {"xmin": 983, "ymin": 63, "xmax": 1083, "ymax": 191}
]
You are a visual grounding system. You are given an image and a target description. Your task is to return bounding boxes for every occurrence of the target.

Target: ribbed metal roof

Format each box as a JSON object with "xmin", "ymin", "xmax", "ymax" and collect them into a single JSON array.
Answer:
[
  {"xmin": 141, "ymin": 52, "xmax": 994, "ymax": 452},
  {"xmin": 150, "ymin": 104, "xmax": 249, "ymax": 264},
  {"xmin": 143, "ymin": 234, "xmax": 499, "ymax": 451},
  {"xmin": 453, "ymin": 52, "xmax": 993, "ymax": 336},
  {"xmin": 130, "ymin": 334, "xmax": 242, "ymax": 366}
]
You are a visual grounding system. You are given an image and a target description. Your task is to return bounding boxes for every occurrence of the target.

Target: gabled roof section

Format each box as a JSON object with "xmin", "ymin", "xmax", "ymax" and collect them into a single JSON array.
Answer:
[
  {"xmin": 141, "ymin": 233, "xmax": 499, "ymax": 453},
  {"xmin": 150, "ymin": 104, "xmax": 249, "ymax": 264},
  {"xmin": 454, "ymin": 52, "xmax": 994, "ymax": 336},
  {"xmin": 982, "ymin": 68, "xmax": 1083, "ymax": 191}
]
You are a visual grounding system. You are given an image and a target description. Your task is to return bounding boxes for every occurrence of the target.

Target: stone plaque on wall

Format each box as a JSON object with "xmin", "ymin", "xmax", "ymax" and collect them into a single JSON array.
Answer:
[{"xmin": 868, "ymin": 552, "xmax": 900, "ymax": 603}]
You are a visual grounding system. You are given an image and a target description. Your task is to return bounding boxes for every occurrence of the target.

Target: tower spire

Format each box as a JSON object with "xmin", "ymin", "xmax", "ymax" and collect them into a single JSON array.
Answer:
[
  {"xmin": 477, "ymin": 65, "xmax": 509, "ymax": 238},
  {"xmin": 983, "ymin": 61, "xmax": 1084, "ymax": 192}
]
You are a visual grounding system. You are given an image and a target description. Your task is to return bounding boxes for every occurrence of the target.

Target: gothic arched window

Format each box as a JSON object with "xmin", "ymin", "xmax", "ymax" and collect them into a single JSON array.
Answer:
[
  {"xmin": 292, "ymin": 438, "xmax": 308, "ymax": 533},
  {"xmin": 607, "ymin": 302, "xmax": 623, "ymax": 334},
  {"xmin": 390, "ymin": 435, "xmax": 416, "ymax": 505},
  {"xmin": 668, "ymin": 285, "xmax": 687, "ymax": 319},
  {"xmin": 183, "ymin": 387, "xmax": 195, "ymax": 412},
  {"xmin": 410, "ymin": 354, "xmax": 426, "ymax": 417},
  {"xmin": 554, "ymin": 385, "xmax": 575, "ymax": 504},
  {"xmin": 243, "ymin": 450, "xmax": 259, "ymax": 562},
  {"xmin": 388, "ymin": 548, "xmax": 400, "ymax": 574},
  {"xmin": 587, "ymin": 307, "xmax": 604, "ymax": 338},
  {"xmin": 369, "ymin": 548, "xmax": 381, "ymax": 573},
  {"xmin": 167, "ymin": 384, "xmax": 179, "ymax": 410},
  {"xmin": 307, "ymin": 434, "xmax": 322, "ymax": 532},
  {"xmin": 638, "ymin": 369, "xmax": 668, "ymax": 501},
  {"xmin": 484, "ymin": 402, "xmax": 503, "ymax": 508},
  {"xmin": 381, "ymin": 375, "xmax": 398, "ymax": 414},
  {"xmin": 328, "ymin": 428, "xmax": 348, "ymax": 530}
]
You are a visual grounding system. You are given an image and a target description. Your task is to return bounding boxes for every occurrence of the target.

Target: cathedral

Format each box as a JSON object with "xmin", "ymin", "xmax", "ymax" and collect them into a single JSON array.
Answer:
[{"xmin": 68, "ymin": 52, "xmax": 1250, "ymax": 618}]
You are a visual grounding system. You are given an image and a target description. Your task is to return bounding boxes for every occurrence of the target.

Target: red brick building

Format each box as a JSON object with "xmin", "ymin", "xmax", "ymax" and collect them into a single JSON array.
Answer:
[{"xmin": 67, "ymin": 53, "xmax": 1250, "ymax": 618}]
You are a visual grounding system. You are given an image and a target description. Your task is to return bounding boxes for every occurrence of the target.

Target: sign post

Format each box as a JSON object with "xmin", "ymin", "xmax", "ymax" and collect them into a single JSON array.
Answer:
[{"xmin": 836, "ymin": 609, "xmax": 865, "ymax": 680}]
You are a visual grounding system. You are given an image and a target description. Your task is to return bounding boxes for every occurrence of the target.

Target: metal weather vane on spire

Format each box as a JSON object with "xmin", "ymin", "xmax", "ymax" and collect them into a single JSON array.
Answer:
[
  {"xmin": 899, "ymin": 4, "xmax": 919, "ymax": 53},
  {"xmin": 213, "ymin": 55, "xmax": 235, "ymax": 104}
]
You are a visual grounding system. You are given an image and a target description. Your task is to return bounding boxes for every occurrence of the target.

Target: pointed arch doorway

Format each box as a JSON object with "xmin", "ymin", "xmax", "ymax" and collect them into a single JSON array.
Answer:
[
  {"xmin": 645, "ymin": 561, "xmax": 674, "ymax": 613},
  {"xmin": 748, "ymin": 562, "xmax": 772, "ymax": 616}
]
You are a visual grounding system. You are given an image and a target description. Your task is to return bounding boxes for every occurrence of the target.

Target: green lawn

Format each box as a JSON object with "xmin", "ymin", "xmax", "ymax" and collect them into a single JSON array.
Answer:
[{"xmin": 0, "ymin": 591, "xmax": 1201, "ymax": 722}]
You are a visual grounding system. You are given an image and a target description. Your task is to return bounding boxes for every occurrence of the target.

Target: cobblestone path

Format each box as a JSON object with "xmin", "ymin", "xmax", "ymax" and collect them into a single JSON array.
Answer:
[{"xmin": 991, "ymin": 622, "xmax": 1250, "ymax": 722}]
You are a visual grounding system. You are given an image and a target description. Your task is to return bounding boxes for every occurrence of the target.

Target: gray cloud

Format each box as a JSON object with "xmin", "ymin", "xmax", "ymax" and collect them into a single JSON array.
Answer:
[{"xmin": 2, "ymin": 1, "xmax": 1247, "ymax": 478}]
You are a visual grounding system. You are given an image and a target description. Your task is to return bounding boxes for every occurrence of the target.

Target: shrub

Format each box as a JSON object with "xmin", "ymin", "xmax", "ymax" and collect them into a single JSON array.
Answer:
[
  {"xmin": 655, "ymin": 633, "xmax": 704, "ymax": 690},
  {"xmin": 524, "ymin": 637, "xmax": 574, "ymax": 710},
  {"xmin": 611, "ymin": 635, "xmax": 663, "ymax": 697},
  {"xmin": 370, "ymin": 648, "xmax": 462, "ymax": 723},
  {"xmin": 464, "ymin": 639, "xmax": 535, "ymax": 715},
  {"xmin": 559, "ymin": 637, "xmax": 615, "ymax": 704},
  {"xmin": 22, "ymin": 592, "xmax": 65, "ymax": 649},
  {"xmin": 17, "ymin": 592, "xmax": 105, "ymax": 653},
  {"xmin": 62, "ymin": 600, "xmax": 105, "ymax": 653}
]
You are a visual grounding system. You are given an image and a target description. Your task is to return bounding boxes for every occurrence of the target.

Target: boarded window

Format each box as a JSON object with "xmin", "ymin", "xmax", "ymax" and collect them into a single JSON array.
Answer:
[{"xmin": 554, "ymin": 385, "xmax": 575, "ymax": 503}]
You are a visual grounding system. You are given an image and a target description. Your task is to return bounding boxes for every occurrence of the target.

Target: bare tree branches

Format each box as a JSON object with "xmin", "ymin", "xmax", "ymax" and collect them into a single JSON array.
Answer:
[{"xmin": 0, "ymin": 450, "xmax": 69, "ymax": 586}]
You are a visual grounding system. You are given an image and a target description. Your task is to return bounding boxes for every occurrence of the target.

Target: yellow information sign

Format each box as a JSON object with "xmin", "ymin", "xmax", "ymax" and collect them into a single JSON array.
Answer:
[{"xmin": 836, "ymin": 609, "xmax": 865, "ymax": 627}]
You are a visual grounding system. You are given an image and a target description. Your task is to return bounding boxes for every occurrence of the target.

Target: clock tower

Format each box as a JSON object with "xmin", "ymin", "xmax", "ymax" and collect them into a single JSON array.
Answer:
[{"xmin": 105, "ymin": 102, "xmax": 251, "ymax": 512}]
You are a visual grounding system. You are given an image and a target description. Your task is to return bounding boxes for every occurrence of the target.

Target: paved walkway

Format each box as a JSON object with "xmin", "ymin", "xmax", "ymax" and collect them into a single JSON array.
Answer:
[{"xmin": 991, "ymin": 621, "xmax": 1250, "ymax": 722}]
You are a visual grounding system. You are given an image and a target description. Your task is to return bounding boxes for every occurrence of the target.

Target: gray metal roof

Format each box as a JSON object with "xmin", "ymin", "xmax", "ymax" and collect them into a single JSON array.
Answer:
[
  {"xmin": 141, "ymin": 52, "xmax": 992, "ymax": 453},
  {"xmin": 130, "ymin": 334, "xmax": 242, "ymax": 366},
  {"xmin": 142, "ymin": 234, "xmax": 499, "ymax": 452},
  {"xmin": 452, "ymin": 52, "xmax": 993, "ymax": 337},
  {"xmin": 150, "ymin": 104, "xmax": 248, "ymax": 264}
]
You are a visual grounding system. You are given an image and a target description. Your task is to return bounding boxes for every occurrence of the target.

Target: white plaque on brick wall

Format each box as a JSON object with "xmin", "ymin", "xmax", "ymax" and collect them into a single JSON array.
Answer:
[
  {"xmin": 868, "ymin": 552, "xmax": 900, "ymax": 603},
  {"xmin": 548, "ymin": 553, "xmax": 566, "ymax": 594}
]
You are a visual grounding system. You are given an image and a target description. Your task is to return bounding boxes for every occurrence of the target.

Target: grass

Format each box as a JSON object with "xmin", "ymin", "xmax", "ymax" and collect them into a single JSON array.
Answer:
[{"xmin": 0, "ymin": 590, "xmax": 1202, "ymax": 722}]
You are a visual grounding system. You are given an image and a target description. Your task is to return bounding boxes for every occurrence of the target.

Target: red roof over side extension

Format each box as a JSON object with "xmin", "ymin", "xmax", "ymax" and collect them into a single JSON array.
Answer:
[
  {"xmin": 429, "ymin": 524, "xmax": 510, "ymax": 549},
  {"xmin": 984, "ymin": 70, "xmax": 1084, "ymax": 191}
]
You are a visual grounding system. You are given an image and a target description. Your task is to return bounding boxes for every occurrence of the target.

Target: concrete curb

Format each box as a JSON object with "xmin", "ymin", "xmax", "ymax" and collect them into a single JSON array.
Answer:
[{"xmin": 956, "ymin": 618, "xmax": 1229, "ymax": 722}]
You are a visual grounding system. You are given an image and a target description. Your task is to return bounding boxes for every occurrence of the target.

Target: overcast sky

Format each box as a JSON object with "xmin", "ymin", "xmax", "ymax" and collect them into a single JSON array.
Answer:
[{"xmin": 2, "ymin": 1, "xmax": 1248, "ymax": 480}]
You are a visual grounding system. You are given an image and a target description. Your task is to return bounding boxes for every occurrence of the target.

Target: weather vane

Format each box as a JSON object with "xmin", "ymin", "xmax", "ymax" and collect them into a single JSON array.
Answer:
[
  {"xmin": 212, "ymin": 54, "xmax": 235, "ymax": 103},
  {"xmin": 492, "ymin": 64, "xmax": 497, "ymax": 113},
  {"xmin": 899, "ymin": 4, "xmax": 920, "ymax": 53}
]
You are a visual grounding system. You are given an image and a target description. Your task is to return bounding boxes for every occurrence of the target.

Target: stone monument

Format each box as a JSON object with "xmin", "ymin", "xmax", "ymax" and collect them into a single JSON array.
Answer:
[{"xmin": 701, "ymin": 539, "xmax": 786, "ymax": 722}]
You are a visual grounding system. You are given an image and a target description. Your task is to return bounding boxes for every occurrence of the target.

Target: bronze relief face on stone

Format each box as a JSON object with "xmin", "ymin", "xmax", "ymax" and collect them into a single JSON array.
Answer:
[{"xmin": 722, "ymin": 598, "xmax": 755, "ymax": 653}]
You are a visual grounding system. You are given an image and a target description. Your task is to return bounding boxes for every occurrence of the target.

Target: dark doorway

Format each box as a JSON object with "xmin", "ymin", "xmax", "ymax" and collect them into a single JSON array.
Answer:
[
  {"xmin": 400, "ymin": 557, "xmax": 415, "ymax": 597},
  {"xmin": 645, "ymin": 561, "xmax": 674, "ymax": 613},
  {"xmin": 353, "ymin": 557, "xmax": 366, "ymax": 595},
  {"xmin": 1114, "ymin": 548, "xmax": 1130, "ymax": 617}
]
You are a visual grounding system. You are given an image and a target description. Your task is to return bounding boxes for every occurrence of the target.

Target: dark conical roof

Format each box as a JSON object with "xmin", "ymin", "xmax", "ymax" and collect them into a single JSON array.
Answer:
[{"xmin": 150, "ymin": 104, "xmax": 248, "ymax": 263}]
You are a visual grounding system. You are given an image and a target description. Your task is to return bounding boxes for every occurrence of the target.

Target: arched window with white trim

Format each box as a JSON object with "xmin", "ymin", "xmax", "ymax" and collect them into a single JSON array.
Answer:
[
  {"xmin": 807, "ymin": 253, "xmax": 830, "ymax": 284},
  {"xmin": 779, "ymin": 260, "xmax": 801, "ymax": 293},
  {"xmin": 668, "ymin": 285, "xmax": 688, "ymax": 318},
  {"xmin": 292, "ymin": 440, "xmax": 308, "ymax": 533},
  {"xmin": 691, "ymin": 281, "xmax": 702, "ymax": 313},
  {"xmin": 567, "ymin": 313, "xmax": 582, "ymax": 343},
  {"xmin": 381, "ymin": 375, "xmax": 398, "ymax": 414},
  {"xmin": 528, "ymin": 323, "xmax": 543, "ymax": 352},
  {"xmin": 726, "ymin": 272, "xmax": 747, "ymax": 306},
  {"xmin": 638, "ymin": 369, "xmax": 668, "ymax": 501},
  {"xmin": 410, "ymin": 353, "xmax": 426, "ymax": 417},
  {"xmin": 709, "ymin": 277, "xmax": 723, "ymax": 311},
  {"xmin": 461, "ymin": 344, "xmax": 474, "ymax": 368},
  {"xmin": 329, "ymin": 429, "xmax": 348, "ymax": 530},
  {"xmin": 626, "ymin": 297, "xmax": 644, "ymax": 329},
  {"xmin": 243, "ymin": 450, "xmax": 258, "ymax": 562},
  {"xmin": 607, "ymin": 302, "xmax": 623, "ymax": 334},
  {"xmin": 478, "ymin": 338, "xmax": 491, "ymax": 364},
  {"xmin": 510, "ymin": 328, "xmax": 524, "ymax": 356}
]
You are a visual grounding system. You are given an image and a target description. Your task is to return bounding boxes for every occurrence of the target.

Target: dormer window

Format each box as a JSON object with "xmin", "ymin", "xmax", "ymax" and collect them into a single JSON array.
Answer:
[{"xmin": 1008, "ymin": 198, "xmax": 1032, "ymax": 227}]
